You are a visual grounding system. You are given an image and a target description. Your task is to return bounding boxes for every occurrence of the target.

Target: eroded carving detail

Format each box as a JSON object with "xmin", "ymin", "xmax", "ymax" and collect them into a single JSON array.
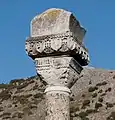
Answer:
[
  {"xmin": 45, "ymin": 91, "xmax": 70, "ymax": 120},
  {"xmin": 26, "ymin": 32, "xmax": 89, "ymax": 66},
  {"xmin": 35, "ymin": 56, "xmax": 82, "ymax": 88}
]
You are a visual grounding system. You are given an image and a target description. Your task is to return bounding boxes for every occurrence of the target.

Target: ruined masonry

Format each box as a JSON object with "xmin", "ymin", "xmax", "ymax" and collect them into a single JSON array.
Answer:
[{"xmin": 25, "ymin": 8, "xmax": 90, "ymax": 120}]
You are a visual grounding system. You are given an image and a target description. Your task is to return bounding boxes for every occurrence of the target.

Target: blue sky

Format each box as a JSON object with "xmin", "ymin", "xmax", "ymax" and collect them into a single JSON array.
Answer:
[{"xmin": 0, "ymin": 0, "xmax": 115, "ymax": 83}]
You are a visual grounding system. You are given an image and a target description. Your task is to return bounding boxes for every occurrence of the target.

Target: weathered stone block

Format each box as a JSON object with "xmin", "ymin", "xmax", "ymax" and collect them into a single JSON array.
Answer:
[{"xmin": 31, "ymin": 8, "xmax": 86, "ymax": 44}]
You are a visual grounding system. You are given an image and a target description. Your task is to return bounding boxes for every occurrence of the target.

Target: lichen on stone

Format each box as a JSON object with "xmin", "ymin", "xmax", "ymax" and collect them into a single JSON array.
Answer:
[{"xmin": 43, "ymin": 9, "xmax": 61, "ymax": 20}]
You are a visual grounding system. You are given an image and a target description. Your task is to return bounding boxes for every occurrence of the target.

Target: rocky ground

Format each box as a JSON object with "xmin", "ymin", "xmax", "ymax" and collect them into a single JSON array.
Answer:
[{"xmin": 0, "ymin": 67, "xmax": 115, "ymax": 120}]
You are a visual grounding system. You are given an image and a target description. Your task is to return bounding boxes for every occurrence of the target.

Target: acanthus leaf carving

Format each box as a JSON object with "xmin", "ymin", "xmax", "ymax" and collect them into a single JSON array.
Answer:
[{"xmin": 34, "ymin": 56, "xmax": 83, "ymax": 87}]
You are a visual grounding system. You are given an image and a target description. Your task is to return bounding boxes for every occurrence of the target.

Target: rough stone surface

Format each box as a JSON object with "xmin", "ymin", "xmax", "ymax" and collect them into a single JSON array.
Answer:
[
  {"xmin": 35, "ymin": 57, "xmax": 82, "ymax": 88},
  {"xmin": 45, "ymin": 91, "xmax": 70, "ymax": 120},
  {"xmin": 31, "ymin": 8, "xmax": 86, "ymax": 44},
  {"xmin": 1, "ymin": 67, "xmax": 115, "ymax": 120}
]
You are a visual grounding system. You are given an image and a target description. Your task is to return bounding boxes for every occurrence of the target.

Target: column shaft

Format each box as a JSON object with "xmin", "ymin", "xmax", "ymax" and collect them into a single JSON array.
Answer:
[{"xmin": 45, "ymin": 86, "xmax": 70, "ymax": 120}]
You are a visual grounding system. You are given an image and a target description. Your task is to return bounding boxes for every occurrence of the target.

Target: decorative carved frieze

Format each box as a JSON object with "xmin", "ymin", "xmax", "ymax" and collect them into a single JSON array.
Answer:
[{"xmin": 25, "ymin": 32, "xmax": 89, "ymax": 66}]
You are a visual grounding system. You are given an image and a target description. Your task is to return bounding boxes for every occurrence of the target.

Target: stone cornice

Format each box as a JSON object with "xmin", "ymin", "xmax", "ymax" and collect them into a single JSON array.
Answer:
[{"xmin": 25, "ymin": 32, "xmax": 89, "ymax": 66}]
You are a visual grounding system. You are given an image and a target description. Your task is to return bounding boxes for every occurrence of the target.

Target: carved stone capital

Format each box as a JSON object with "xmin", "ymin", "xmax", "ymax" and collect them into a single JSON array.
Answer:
[{"xmin": 35, "ymin": 56, "xmax": 82, "ymax": 88}]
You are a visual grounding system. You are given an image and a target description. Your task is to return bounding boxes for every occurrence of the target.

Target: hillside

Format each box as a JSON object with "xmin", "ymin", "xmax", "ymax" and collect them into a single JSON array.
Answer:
[{"xmin": 0, "ymin": 67, "xmax": 115, "ymax": 120}]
